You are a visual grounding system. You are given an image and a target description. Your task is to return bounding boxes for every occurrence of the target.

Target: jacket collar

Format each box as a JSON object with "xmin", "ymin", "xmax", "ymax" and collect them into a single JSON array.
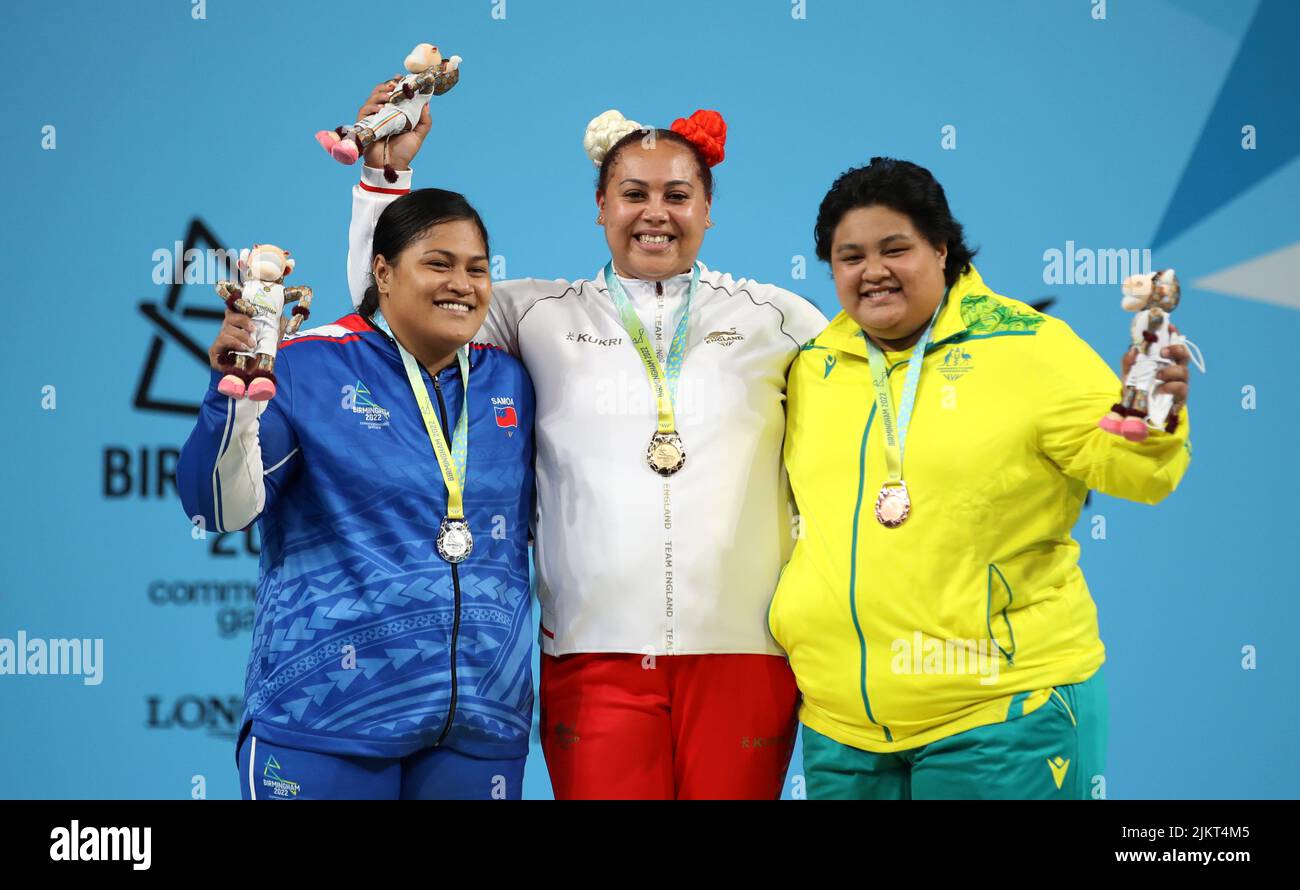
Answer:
[
  {"xmin": 593, "ymin": 262, "xmax": 706, "ymax": 295},
  {"xmin": 357, "ymin": 311, "xmax": 489, "ymax": 374},
  {"xmin": 815, "ymin": 265, "xmax": 990, "ymax": 360}
]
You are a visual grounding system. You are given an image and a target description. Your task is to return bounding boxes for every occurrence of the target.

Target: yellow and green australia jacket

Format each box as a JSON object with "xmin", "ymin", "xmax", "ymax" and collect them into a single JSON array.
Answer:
[{"xmin": 768, "ymin": 266, "xmax": 1191, "ymax": 753}]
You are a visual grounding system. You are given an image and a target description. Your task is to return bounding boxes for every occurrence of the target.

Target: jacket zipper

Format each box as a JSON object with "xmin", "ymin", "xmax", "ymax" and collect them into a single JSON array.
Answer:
[
  {"xmin": 430, "ymin": 371, "xmax": 462, "ymax": 748},
  {"xmin": 850, "ymin": 401, "xmax": 891, "ymax": 741},
  {"xmin": 850, "ymin": 360, "xmax": 920, "ymax": 740},
  {"xmin": 850, "ymin": 347, "xmax": 972, "ymax": 736}
]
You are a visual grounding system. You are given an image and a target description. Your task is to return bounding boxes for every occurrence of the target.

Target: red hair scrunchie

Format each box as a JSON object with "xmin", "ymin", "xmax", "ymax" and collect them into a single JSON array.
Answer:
[{"xmin": 670, "ymin": 109, "xmax": 727, "ymax": 167}]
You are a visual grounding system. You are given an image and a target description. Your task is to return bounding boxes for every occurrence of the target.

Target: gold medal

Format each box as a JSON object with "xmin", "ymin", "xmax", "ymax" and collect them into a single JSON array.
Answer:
[
  {"xmin": 874, "ymin": 482, "xmax": 911, "ymax": 528},
  {"xmin": 647, "ymin": 431, "xmax": 686, "ymax": 476},
  {"xmin": 602, "ymin": 262, "xmax": 700, "ymax": 481}
]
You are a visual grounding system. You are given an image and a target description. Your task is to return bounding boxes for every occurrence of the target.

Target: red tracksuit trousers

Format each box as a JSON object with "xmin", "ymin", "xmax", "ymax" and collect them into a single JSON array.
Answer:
[{"xmin": 540, "ymin": 652, "xmax": 799, "ymax": 800}]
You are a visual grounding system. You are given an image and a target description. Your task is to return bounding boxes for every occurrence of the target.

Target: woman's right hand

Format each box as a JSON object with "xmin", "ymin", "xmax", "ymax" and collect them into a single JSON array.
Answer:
[
  {"xmin": 360, "ymin": 79, "xmax": 432, "ymax": 171},
  {"xmin": 209, "ymin": 310, "xmax": 256, "ymax": 371}
]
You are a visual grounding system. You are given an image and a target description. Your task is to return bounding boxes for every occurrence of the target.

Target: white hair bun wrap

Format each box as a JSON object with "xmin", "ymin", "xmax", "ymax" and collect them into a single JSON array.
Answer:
[{"xmin": 583, "ymin": 109, "xmax": 643, "ymax": 167}]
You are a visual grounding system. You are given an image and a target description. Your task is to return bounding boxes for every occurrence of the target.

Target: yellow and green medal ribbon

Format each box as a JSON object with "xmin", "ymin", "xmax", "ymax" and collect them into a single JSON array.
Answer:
[
  {"xmin": 372, "ymin": 311, "xmax": 472, "ymax": 553},
  {"xmin": 603, "ymin": 261, "xmax": 700, "ymax": 474},
  {"xmin": 862, "ymin": 293, "xmax": 947, "ymax": 526}
]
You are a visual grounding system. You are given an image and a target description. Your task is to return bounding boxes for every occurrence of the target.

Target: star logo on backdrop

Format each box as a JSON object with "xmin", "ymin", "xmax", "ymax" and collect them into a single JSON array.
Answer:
[{"xmin": 134, "ymin": 218, "xmax": 230, "ymax": 416}]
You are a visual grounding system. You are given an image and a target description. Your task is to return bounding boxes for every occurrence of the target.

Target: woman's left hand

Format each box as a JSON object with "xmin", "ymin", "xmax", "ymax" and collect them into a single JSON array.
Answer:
[
  {"xmin": 1120, "ymin": 337, "xmax": 1192, "ymax": 414},
  {"xmin": 359, "ymin": 78, "xmax": 433, "ymax": 171}
]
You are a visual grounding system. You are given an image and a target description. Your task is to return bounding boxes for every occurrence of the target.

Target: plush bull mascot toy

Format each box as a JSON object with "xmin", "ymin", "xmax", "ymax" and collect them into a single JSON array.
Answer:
[
  {"xmin": 314, "ymin": 43, "xmax": 462, "ymax": 182},
  {"xmin": 215, "ymin": 244, "xmax": 313, "ymax": 402},
  {"xmin": 1099, "ymin": 268, "xmax": 1203, "ymax": 442}
]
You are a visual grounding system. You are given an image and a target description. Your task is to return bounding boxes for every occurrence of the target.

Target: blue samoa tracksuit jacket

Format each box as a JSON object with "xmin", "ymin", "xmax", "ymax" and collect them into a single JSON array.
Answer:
[{"xmin": 177, "ymin": 313, "xmax": 535, "ymax": 761}]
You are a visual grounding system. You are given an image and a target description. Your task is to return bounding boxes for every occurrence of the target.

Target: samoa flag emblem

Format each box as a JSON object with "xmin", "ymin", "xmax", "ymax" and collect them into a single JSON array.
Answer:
[{"xmin": 494, "ymin": 405, "xmax": 518, "ymax": 429}]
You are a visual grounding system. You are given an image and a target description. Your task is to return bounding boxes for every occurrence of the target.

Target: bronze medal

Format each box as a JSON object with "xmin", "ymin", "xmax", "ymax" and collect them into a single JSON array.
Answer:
[{"xmin": 874, "ymin": 482, "xmax": 911, "ymax": 528}]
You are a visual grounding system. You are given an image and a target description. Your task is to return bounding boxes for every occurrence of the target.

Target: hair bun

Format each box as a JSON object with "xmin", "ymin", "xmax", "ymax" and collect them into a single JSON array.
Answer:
[
  {"xmin": 670, "ymin": 109, "xmax": 727, "ymax": 167},
  {"xmin": 583, "ymin": 110, "xmax": 643, "ymax": 167}
]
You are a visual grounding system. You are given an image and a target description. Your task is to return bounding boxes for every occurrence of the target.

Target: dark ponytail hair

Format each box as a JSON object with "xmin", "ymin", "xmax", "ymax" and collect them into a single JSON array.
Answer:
[{"xmin": 360, "ymin": 188, "xmax": 491, "ymax": 317}]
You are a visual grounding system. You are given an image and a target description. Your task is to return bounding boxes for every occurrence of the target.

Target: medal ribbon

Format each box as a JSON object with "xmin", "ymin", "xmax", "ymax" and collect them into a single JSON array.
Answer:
[
  {"xmin": 603, "ymin": 261, "xmax": 701, "ymax": 435},
  {"xmin": 372, "ymin": 311, "xmax": 471, "ymax": 520},
  {"xmin": 863, "ymin": 293, "xmax": 948, "ymax": 488}
]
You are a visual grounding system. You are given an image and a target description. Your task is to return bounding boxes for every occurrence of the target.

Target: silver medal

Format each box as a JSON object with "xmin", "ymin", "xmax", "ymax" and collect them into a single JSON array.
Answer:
[{"xmin": 436, "ymin": 517, "xmax": 474, "ymax": 563}]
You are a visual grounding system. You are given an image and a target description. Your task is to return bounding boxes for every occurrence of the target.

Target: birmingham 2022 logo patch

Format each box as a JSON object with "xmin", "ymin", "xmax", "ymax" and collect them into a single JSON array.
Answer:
[
  {"xmin": 341, "ymin": 380, "xmax": 391, "ymax": 430},
  {"xmin": 261, "ymin": 754, "xmax": 301, "ymax": 798}
]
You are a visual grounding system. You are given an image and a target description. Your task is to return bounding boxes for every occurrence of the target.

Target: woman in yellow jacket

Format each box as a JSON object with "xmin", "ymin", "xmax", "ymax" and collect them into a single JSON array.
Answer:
[{"xmin": 769, "ymin": 157, "xmax": 1194, "ymax": 799}]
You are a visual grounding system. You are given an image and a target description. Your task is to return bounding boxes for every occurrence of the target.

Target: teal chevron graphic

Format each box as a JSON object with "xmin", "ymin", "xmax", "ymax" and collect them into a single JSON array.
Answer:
[{"xmin": 1154, "ymin": 0, "xmax": 1300, "ymax": 247}]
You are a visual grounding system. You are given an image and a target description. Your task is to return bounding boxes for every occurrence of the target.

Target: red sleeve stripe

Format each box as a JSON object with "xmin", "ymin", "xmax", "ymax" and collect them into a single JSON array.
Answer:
[
  {"xmin": 359, "ymin": 179, "xmax": 410, "ymax": 195},
  {"xmin": 281, "ymin": 333, "xmax": 363, "ymax": 349},
  {"xmin": 336, "ymin": 313, "xmax": 372, "ymax": 332},
  {"xmin": 280, "ymin": 314, "xmax": 377, "ymax": 349}
]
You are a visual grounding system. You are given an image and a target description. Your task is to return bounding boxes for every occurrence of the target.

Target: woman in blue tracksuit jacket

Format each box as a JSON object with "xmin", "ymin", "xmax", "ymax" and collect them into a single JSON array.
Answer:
[{"xmin": 177, "ymin": 189, "xmax": 536, "ymax": 800}]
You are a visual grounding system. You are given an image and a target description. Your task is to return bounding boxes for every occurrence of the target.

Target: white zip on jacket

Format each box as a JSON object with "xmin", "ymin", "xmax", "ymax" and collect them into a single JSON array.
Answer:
[{"xmin": 349, "ymin": 166, "xmax": 828, "ymax": 656}]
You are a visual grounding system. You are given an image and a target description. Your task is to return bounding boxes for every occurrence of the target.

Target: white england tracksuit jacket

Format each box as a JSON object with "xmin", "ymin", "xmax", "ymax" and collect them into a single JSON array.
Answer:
[{"xmin": 349, "ymin": 166, "xmax": 828, "ymax": 656}]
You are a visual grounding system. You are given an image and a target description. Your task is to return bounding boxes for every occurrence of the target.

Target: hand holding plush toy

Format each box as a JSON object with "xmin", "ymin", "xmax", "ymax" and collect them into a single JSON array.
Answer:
[
  {"xmin": 315, "ymin": 43, "xmax": 461, "ymax": 183},
  {"xmin": 1099, "ymin": 269, "xmax": 1202, "ymax": 442},
  {"xmin": 215, "ymin": 244, "xmax": 312, "ymax": 402}
]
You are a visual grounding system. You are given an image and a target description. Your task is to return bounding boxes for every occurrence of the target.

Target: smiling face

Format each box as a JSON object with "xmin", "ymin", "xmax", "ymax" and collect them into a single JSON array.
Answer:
[
  {"xmin": 597, "ymin": 140, "xmax": 711, "ymax": 281},
  {"xmin": 830, "ymin": 204, "xmax": 949, "ymax": 348},
  {"xmin": 372, "ymin": 219, "xmax": 490, "ymax": 369}
]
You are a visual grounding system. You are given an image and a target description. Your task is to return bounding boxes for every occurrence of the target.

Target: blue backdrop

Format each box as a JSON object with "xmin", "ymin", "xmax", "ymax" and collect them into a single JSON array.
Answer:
[{"xmin": 2, "ymin": 0, "xmax": 1296, "ymax": 799}]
